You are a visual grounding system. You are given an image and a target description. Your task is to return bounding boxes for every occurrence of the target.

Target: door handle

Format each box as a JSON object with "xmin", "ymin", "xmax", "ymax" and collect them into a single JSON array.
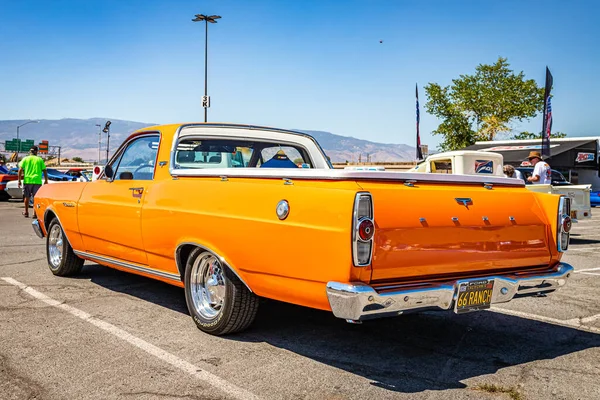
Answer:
[{"xmin": 129, "ymin": 187, "xmax": 144, "ymax": 198}]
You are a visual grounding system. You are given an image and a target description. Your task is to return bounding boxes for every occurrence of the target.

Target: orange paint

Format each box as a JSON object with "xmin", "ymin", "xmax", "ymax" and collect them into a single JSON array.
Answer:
[{"xmin": 34, "ymin": 123, "xmax": 564, "ymax": 312}]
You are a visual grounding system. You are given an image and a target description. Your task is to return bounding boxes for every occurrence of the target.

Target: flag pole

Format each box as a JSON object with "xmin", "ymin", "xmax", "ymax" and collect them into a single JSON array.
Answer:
[
  {"xmin": 416, "ymin": 83, "xmax": 423, "ymax": 162},
  {"xmin": 542, "ymin": 67, "xmax": 553, "ymax": 161}
]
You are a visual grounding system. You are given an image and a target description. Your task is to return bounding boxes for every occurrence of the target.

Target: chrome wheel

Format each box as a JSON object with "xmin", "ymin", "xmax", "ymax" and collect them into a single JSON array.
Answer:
[
  {"xmin": 190, "ymin": 252, "xmax": 226, "ymax": 320},
  {"xmin": 48, "ymin": 224, "xmax": 64, "ymax": 270}
]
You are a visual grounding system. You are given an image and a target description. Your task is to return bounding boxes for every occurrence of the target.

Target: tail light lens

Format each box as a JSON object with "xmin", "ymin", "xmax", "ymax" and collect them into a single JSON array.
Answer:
[
  {"xmin": 352, "ymin": 193, "xmax": 374, "ymax": 266},
  {"xmin": 557, "ymin": 196, "xmax": 571, "ymax": 252}
]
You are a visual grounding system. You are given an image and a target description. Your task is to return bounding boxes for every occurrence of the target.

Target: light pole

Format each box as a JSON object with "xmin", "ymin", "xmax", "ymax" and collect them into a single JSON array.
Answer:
[
  {"xmin": 192, "ymin": 13, "xmax": 221, "ymax": 122},
  {"xmin": 96, "ymin": 124, "xmax": 102, "ymax": 164},
  {"xmin": 103, "ymin": 121, "xmax": 111, "ymax": 163},
  {"xmin": 16, "ymin": 120, "xmax": 39, "ymax": 162}
]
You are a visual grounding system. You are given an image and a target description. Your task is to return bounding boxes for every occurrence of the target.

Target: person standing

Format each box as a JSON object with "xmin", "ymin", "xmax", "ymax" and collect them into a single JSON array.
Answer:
[
  {"xmin": 525, "ymin": 151, "xmax": 551, "ymax": 184},
  {"xmin": 503, "ymin": 164, "xmax": 525, "ymax": 182},
  {"xmin": 18, "ymin": 146, "xmax": 48, "ymax": 218}
]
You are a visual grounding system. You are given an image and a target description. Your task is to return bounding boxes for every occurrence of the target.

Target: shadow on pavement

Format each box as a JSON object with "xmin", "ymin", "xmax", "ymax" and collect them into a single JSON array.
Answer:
[
  {"xmin": 74, "ymin": 263, "xmax": 189, "ymax": 315},
  {"xmin": 568, "ymin": 236, "xmax": 600, "ymax": 245},
  {"xmin": 76, "ymin": 262, "xmax": 600, "ymax": 394},
  {"xmin": 234, "ymin": 301, "xmax": 600, "ymax": 393}
]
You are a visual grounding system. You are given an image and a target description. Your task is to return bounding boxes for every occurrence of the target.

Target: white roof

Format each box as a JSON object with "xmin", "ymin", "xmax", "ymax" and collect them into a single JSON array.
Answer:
[
  {"xmin": 426, "ymin": 150, "xmax": 503, "ymax": 158},
  {"xmin": 475, "ymin": 137, "xmax": 600, "ymax": 145}
]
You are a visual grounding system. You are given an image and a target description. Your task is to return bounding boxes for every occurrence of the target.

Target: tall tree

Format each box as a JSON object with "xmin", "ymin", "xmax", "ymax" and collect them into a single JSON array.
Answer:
[
  {"xmin": 511, "ymin": 131, "xmax": 567, "ymax": 140},
  {"xmin": 425, "ymin": 57, "xmax": 544, "ymax": 151}
]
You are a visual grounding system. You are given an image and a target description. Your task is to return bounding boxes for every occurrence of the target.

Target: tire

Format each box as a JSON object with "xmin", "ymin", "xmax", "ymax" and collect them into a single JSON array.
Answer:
[
  {"xmin": 184, "ymin": 248, "xmax": 259, "ymax": 335},
  {"xmin": 46, "ymin": 218, "xmax": 84, "ymax": 276}
]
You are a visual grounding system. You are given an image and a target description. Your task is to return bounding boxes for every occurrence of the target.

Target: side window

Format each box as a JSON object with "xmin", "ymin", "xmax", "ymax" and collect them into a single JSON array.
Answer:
[
  {"xmin": 112, "ymin": 136, "xmax": 159, "ymax": 180},
  {"xmin": 431, "ymin": 160, "xmax": 452, "ymax": 174},
  {"xmin": 551, "ymin": 171, "xmax": 567, "ymax": 183}
]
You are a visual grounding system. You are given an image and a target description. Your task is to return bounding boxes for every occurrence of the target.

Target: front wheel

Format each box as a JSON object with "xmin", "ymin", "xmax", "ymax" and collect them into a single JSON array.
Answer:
[
  {"xmin": 46, "ymin": 219, "xmax": 84, "ymax": 276},
  {"xmin": 184, "ymin": 248, "xmax": 259, "ymax": 335}
]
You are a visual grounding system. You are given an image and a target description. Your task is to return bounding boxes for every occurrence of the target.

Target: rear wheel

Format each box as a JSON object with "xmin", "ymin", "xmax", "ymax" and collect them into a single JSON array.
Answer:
[
  {"xmin": 184, "ymin": 248, "xmax": 259, "ymax": 335},
  {"xmin": 46, "ymin": 219, "xmax": 84, "ymax": 276}
]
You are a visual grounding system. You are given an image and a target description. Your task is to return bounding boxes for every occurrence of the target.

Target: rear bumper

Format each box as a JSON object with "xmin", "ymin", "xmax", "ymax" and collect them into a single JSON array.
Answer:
[
  {"xmin": 32, "ymin": 219, "xmax": 45, "ymax": 239},
  {"xmin": 326, "ymin": 263, "xmax": 574, "ymax": 321}
]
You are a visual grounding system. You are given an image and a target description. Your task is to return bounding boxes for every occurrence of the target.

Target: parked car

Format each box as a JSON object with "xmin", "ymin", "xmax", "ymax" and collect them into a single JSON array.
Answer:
[
  {"xmin": 591, "ymin": 191, "xmax": 600, "ymax": 207},
  {"xmin": 516, "ymin": 167, "xmax": 571, "ymax": 186},
  {"xmin": 0, "ymin": 167, "xmax": 19, "ymax": 200},
  {"xmin": 46, "ymin": 168, "xmax": 79, "ymax": 182},
  {"xmin": 5, "ymin": 168, "xmax": 78, "ymax": 199},
  {"xmin": 31, "ymin": 123, "xmax": 574, "ymax": 336},
  {"xmin": 65, "ymin": 168, "xmax": 92, "ymax": 182}
]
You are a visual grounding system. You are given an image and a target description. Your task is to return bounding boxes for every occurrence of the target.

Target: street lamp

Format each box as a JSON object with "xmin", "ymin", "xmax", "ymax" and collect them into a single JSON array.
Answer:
[
  {"xmin": 95, "ymin": 124, "xmax": 102, "ymax": 164},
  {"xmin": 16, "ymin": 120, "xmax": 39, "ymax": 162},
  {"xmin": 192, "ymin": 13, "xmax": 221, "ymax": 122},
  {"xmin": 103, "ymin": 121, "xmax": 111, "ymax": 163}
]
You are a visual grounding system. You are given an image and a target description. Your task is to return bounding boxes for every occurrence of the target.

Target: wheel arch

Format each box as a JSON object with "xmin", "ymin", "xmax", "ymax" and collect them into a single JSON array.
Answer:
[
  {"xmin": 43, "ymin": 208, "xmax": 58, "ymax": 232},
  {"xmin": 174, "ymin": 242, "xmax": 253, "ymax": 293},
  {"xmin": 43, "ymin": 207, "xmax": 77, "ymax": 249}
]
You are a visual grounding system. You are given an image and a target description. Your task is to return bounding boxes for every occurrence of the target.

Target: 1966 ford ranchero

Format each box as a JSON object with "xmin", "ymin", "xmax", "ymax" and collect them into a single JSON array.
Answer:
[{"xmin": 32, "ymin": 123, "xmax": 574, "ymax": 335}]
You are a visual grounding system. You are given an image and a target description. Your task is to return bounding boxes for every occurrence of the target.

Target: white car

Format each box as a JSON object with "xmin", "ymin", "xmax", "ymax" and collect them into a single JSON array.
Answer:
[{"xmin": 5, "ymin": 177, "xmax": 82, "ymax": 199}]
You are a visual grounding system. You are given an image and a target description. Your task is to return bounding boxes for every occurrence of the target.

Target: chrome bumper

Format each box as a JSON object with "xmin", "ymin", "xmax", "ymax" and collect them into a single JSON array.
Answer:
[
  {"xmin": 32, "ymin": 219, "xmax": 44, "ymax": 239},
  {"xmin": 326, "ymin": 263, "xmax": 574, "ymax": 321}
]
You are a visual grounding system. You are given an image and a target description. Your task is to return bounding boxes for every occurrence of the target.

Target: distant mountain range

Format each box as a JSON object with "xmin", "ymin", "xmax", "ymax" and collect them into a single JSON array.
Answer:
[{"xmin": 0, "ymin": 118, "xmax": 416, "ymax": 163}]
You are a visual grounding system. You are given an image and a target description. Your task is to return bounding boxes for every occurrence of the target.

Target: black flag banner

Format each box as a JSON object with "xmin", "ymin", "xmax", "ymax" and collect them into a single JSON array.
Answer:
[
  {"xmin": 542, "ymin": 67, "xmax": 553, "ymax": 159},
  {"xmin": 416, "ymin": 84, "xmax": 423, "ymax": 161}
]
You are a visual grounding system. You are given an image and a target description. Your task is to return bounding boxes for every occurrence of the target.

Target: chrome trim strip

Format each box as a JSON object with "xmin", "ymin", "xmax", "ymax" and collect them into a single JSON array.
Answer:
[
  {"xmin": 326, "ymin": 263, "xmax": 574, "ymax": 321},
  {"xmin": 174, "ymin": 242, "xmax": 253, "ymax": 292},
  {"xmin": 167, "ymin": 167, "xmax": 525, "ymax": 186},
  {"xmin": 73, "ymin": 250, "xmax": 181, "ymax": 282}
]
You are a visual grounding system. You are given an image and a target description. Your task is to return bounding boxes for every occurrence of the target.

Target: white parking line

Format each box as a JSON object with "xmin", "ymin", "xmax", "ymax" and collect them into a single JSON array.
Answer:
[
  {"xmin": 489, "ymin": 307, "xmax": 600, "ymax": 334},
  {"xmin": 1, "ymin": 277, "xmax": 259, "ymax": 400},
  {"xmin": 580, "ymin": 272, "xmax": 600, "ymax": 276},
  {"xmin": 566, "ymin": 247, "xmax": 600, "ymax": 252},
  {"xmin": 574, "ymin": 267, "xmax": 600, "ymax": 273}
]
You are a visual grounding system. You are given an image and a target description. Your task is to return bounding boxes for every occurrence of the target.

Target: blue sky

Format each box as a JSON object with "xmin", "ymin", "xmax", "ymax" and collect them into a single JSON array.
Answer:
[{"xmin": 1, "ymin": 0, "xmax": 598, "ymax": 149}]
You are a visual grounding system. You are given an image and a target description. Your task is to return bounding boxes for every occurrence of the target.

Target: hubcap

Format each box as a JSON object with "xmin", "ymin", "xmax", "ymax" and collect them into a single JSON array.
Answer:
[
  {"xmin": 48, "ymin": 224, "xmax": 63, "ymax": 269},
  {"xmin": 190, "ymin": 253, "xmax": 226, "ymax": 320}
]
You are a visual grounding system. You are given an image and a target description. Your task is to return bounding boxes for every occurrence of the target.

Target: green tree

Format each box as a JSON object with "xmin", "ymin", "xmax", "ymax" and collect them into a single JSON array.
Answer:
[
  {"xmin": 425, "ymin": 57, "xmax": 545, "ymax": 151},
  {"xmin": 511, "ymin": 131, "xmax": 567, "ymax": 140},
  {"xmin": 72, "ymin": 157, "xmax": 85, "ymax": 163}
]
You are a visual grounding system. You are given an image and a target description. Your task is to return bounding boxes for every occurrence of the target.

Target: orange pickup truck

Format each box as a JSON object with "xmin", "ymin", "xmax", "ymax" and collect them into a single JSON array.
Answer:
[{"xmin": 31, "ymin": 123, "xmax": 574, "ymax": 335}]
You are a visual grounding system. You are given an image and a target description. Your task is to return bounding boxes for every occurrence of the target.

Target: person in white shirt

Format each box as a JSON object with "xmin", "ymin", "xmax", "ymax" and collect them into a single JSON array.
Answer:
[
  {"xmin": 503, "ymin": 165, "xmax": 524, "ymax": 182},
  {"xmin": 526, "ymin": 151, "xmax": 551, "ymax": 184}
]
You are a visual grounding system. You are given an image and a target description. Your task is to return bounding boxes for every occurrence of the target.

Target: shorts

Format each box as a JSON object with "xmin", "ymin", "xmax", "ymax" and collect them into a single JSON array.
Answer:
[{"xmin": 23, "ymin": 184, "xmax": 42, "ymax": 199}]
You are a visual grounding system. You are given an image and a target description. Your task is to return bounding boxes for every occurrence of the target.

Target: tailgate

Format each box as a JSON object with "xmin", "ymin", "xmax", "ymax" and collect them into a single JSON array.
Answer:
[
  {"xmin": 550, "ymin": 185, "xmax": 591, "ymax": 219},
  {"xmin": 363, "ymin": 182, "xmax": 553, "ymax": 282}
]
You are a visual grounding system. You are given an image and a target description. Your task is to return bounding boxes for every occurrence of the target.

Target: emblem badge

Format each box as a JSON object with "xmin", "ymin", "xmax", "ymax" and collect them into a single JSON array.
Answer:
[{"xmin": 455, "ymin": 198, "xmax": 473, "ymax": 209}]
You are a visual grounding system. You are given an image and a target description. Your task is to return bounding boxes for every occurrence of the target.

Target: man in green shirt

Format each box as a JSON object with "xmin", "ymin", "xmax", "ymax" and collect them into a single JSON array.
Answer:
[{"xmin": 18, "ymin": 146, "xmax": 48, "ymax": 218}]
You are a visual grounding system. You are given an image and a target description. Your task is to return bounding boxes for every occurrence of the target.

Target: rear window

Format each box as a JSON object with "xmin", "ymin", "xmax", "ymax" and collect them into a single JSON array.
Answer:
[
  {"xmin": 431, "ymin": 160, "xmax": 453, "ymax": 174},
  {"xmin": 174, "ymin": 139, "xmax": 313, "ymax": 169}
]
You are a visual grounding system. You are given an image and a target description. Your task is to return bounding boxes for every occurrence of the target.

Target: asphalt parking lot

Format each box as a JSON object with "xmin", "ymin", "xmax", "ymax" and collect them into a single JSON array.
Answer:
[{"xmin": 1, "ymin": 199, "xmax": 599, "ymax": 400}]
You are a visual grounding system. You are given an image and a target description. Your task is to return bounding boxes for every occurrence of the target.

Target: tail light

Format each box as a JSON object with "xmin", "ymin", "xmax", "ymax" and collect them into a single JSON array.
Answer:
[
  {"xmin": 352, "ymin": 192, "xmax": 374, "ymax": 266},
  {"xmin": 557, "ymin": 196, "xmax": 571, "ymax": 252}
]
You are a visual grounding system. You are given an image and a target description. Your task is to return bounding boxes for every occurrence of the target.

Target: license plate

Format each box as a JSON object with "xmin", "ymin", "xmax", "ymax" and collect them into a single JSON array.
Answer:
[{"xmin": 455, "ymin": 279, "xmax": 494, "ymax": 314}]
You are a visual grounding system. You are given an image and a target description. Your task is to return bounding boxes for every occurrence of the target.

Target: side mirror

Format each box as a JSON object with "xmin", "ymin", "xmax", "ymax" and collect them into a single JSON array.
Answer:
[{"xmin": 105, "ymin": 165, "xmax": 114, "ymax": 179}]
